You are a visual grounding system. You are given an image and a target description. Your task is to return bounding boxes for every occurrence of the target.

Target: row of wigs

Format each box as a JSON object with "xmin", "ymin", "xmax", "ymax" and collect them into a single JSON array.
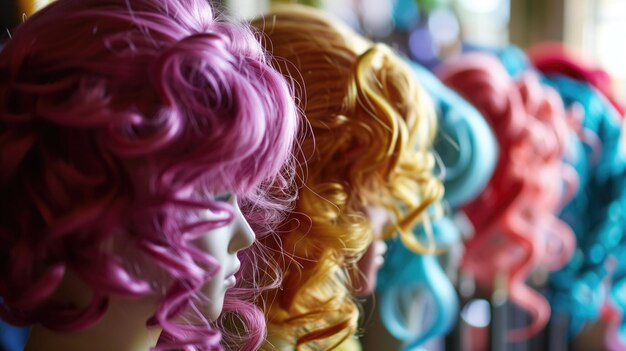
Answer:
[
  {"xmin": 371, "ymin": 43, "xmax": 626, "ymax": 350},
  {"xmin": 0, "ymin": 0, "xmax": 302, "ymax": 350},
  {"xmin": 351, "ymin": 0, "xmax": 626, "ymax": 347},
  {"xmin": 251, "ymin": 5, "xmax": 626, "ymax": 351},
  {"xmin": 355, "ymin": 0, "xmax": 626, "ymax": 348},
  {"xmin": 1, "ymin": 2, "xmax": 450, "ymax": 350},
  {"xmin": 2, "ymin": 1, "xmax": 626, "ymax": 350},
  {"xmin": 525, "ymin": 44, "xmax": 626, "ymax": 349}
]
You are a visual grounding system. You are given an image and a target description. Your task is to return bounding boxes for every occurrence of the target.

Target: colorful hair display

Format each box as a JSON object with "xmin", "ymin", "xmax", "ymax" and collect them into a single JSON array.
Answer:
[
  {"xmin": 538, "ymin": 74, "xmax": 626, "ymax": 341},
  {"xmin": 377, "ymin": 220, "xmax": 460, "ymax": 350},
  {"xmin": 252, "ymin": 5, "xmax": 443, "ymax": 349},
  {"xmin": 437, "ymin": 52, "xmax": 577, "ymax": 341},
  {"xmin": 410, "ymin": 61, "xmax": 497, "ymax": 208},
  {"xmin": 376, "ymin": 60, "xmax": 497, "ymax": 349},
  {"xmin": 0, "ymin": 0, "xmax": 299, "ymax": 349},
  {"xmin": 528, "ymin": 42, "xmax": 626, "ymax": 117},
  {"xmin": 475, "ymin": 43, "xmax": 626, "ymax": 347}
]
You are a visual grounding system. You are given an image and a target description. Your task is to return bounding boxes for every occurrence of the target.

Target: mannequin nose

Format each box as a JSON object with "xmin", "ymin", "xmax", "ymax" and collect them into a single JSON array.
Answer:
[{"xmin": 229, "ymin": 199, "xmax": 256, "ymax": 253}]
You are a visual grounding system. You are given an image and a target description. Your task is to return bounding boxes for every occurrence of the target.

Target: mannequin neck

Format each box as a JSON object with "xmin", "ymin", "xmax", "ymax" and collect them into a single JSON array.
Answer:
[{"xmin": 25, "ymin": 295, "xmax": 161, "ymax": 351}]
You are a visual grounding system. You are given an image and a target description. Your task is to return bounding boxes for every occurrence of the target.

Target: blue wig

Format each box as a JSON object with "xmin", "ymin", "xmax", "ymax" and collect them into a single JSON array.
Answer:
[
  {"xmin": 376, "ymin": 60, "xmax": 497, "ymax": 350},
  {"xmin": 542, "ymin": 75, "xmax": 626, "ymax": 339}
]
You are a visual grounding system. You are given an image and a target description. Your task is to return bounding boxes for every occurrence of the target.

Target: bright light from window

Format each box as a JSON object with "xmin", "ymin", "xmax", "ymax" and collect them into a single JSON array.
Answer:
[
  {"xmin": 361, "ymin": 0, "xmax": 394, "ymax": 37},
  {"xmin": 459, "ymin": 0, "xmax": 501, "ymax": 14},
  {"xmin": 596, "ymin": 21, "xmax": 626, "ymax": 77}
]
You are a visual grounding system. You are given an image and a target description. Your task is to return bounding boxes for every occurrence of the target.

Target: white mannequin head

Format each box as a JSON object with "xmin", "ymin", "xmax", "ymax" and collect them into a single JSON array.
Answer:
[{"xmin": 193, "ymin": 196, "xmax": 256, "ymax": 321}]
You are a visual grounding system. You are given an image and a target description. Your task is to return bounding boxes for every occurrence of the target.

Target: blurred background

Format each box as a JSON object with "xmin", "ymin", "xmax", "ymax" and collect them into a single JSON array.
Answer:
[
  {"xmin": 213, "ymin": 0, "xmax": 626, "ymax": 97},
  {"xmin": 2, "ymin": 0, "xmax": 623, "ymax": 96}
]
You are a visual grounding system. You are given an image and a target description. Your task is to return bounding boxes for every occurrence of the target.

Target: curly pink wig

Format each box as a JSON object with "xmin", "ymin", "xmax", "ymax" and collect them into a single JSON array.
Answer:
[
  {"xmin": 0, "ymin": 0, "xmax": 299, "ymax": 349},
  {"xmin": 437, "ymin": 53, "xmax": 577, "ymax": 341}
]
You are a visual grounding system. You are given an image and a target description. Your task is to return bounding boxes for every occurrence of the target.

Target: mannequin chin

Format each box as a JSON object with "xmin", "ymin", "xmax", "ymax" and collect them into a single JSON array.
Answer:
[
  {"xmin": 25, "ymin": 197, "xmax": 255, "ymax": 351},
  {"xmin": 351, "ymin": 207, "xmax": 391, "ymax": 297}
]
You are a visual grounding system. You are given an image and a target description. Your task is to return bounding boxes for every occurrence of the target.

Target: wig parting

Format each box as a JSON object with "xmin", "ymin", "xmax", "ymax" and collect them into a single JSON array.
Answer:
[
  {"xmin": 0, "ymin": 0, "xmax": 299, "ymax": 349},
  {"xmin": 437, "ymin": 53, "xmax": 577, "ymax": 341},
  {"xmin": 252, "ymin": 5, "xmax": 443, "ymax": 350}
]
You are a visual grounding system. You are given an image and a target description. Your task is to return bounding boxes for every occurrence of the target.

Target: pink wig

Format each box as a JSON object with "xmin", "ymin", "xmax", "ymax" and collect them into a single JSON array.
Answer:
[
  {"xmin": 0, "ymin": 0, "xmax": 299, "ymax": 350},
  {"xmin": 527, "ymin": 42, "xmax": 625, "ymax": 117},
  {"xmin": 437, "ymin": 53, "xmax": 577, "ymax": 340}
]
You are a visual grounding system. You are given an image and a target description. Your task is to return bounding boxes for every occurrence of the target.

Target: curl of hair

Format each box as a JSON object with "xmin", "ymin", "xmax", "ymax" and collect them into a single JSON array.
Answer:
[
  {"xmin": 377, "ymin": 218, "xmax": 460, "ymax": 350},
  {"xmin": 437, "ymin": 53, "xmax": 577, "ymax": 340},
  {"xmin": 408, "ymin": 61, "xmax": 498, "ymax": 208},
  {"xmin": 374, "ymin": 60, "xmax": 499, "ymax": 349},
  {"xmin": 251, "ymin": 5, "xmax": 443, "ymax": 349},
  {"xmin": 0, "ymin": 0, "xmax": 299, "ymax": 349},
  {"xmin": 540, "ymin": 75, "xmax": 626, "ymax": 340}
]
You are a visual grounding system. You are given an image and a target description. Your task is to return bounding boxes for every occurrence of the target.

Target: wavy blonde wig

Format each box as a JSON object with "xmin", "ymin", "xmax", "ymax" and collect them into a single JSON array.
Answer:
[{"xmin": 251, "ymin": 6, "xmax": 443, "ymax": 350}]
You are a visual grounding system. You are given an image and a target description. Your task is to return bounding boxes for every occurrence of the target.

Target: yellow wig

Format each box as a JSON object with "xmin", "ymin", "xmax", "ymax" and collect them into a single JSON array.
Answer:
[{"xmin": 251, "ymin": 6, "xmax": 444, "ymax": 350}]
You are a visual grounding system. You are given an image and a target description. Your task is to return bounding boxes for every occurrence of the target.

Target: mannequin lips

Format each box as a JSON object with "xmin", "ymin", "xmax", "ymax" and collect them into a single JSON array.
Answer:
[
  {"xmin": 225, "ymin": 275, "xmax": 236, "ymax": 287},
  {"xmin": 224, "ymin": 261, "xmax": 241, "ymax": 287}
]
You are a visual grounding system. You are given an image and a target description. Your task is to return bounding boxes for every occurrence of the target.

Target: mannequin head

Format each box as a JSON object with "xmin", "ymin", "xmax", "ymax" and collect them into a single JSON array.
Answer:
[
  {"xmin": 252, "ymin": 5, "xmax": 443, "ymax": 349},
  {"xmin": 0, "ymin": 0, "xmax": 298, "ymax": 349}
]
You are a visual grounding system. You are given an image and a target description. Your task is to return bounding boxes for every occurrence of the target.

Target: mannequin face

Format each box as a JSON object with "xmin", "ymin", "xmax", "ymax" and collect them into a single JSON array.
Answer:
[
  {"xmin": 23, "ymin": 196, "xmax": 256, "ymax": 351},
  {"xmin": 351, "ymin": 207, "xmax": 390, "ymax": 297},
  {"xmin": 45, "ymin": 195, "xmax": 255, "ymax": 321},
  {"xmin": 193, "ymin": 195, "xmax": 255, "ymax": 320}
]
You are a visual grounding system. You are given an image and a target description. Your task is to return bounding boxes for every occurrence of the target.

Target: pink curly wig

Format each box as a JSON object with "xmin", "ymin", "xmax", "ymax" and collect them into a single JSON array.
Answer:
[
  {"xmin": 437, "ymin": 53, "xmax": 577, "ymax": 341},
  {"xmin": 0, "ymin": 0, "xmax": 299, "ymax": 349}
]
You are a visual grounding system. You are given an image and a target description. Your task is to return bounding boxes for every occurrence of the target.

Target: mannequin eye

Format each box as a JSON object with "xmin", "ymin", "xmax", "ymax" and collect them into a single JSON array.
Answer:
[{"xmin": 213, "ymin": 192, "xmax": 233, "ymax": 203}]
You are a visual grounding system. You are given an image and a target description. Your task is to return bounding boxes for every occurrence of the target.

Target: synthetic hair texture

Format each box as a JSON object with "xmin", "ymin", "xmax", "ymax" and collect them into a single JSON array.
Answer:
[
  {"xmin": 437, "ymin": 53, "xmax": 578, "ymax": 341},
  {"xmin": 409, "ymin": 60, "xmax": 497, "ymax": 209},
  {"xmin": 499, "ymin": 45, "xmax": 626, "ymax": 344},
  {"xmin": 0, "ymin": 0, "xmax": 299, "ymax": 350},
  {"xmin": 538, "ymin": 75, "xmax": 626, "ymax": 341},
  {"xmin": 375, "ymin": 60, "xmax": 498, "ymax": 349},
  {"xmin": 252, "ymin": 5, "xmax": 443, "ymax": 350},
  {"xmin": 377, "ymin": 219, "xmax": 460, "ymax": 351},
  {"xmin": 528, "ymin": 42, "xmax": 625, "ymax": 117}
]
